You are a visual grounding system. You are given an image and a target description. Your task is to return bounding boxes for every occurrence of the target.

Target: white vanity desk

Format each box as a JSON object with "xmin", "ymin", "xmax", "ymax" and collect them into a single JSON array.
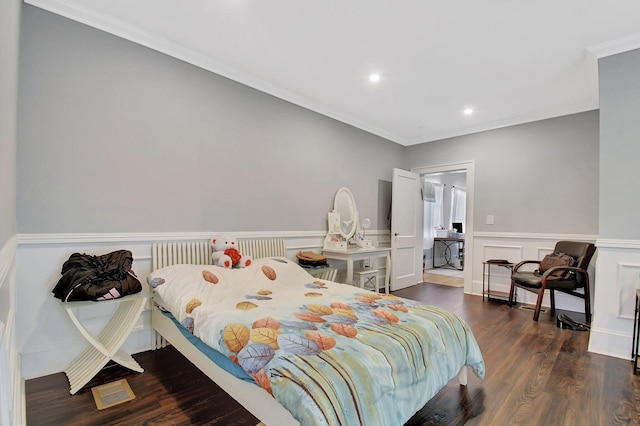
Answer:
[{"xmin": 322, "ymin": 246, "xmax": 391, "ymax": 294}]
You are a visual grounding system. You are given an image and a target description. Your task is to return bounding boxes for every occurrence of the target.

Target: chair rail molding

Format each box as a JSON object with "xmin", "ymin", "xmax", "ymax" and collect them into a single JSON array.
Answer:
[
  {"xmin": 475, "ymin": 231, "xmax": 598, "ymax": 242},
  {"xmin": 596, "ymin": 238, "xmax": 640, "ymax": 250}
]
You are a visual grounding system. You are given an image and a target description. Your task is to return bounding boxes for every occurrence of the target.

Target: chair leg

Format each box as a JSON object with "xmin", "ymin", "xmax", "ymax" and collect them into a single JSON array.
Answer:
[
  {"xmin": 583, "ymin": 275, "xmax": 592, "ymax": 323},
  {"xmin": 508, "ymin": 280, "xmax": 516, "ymax": 307},
  {"xmin": 533, "ymin": 290, "xmax": 545, "ymax": 321},
  {"xmin": 550, "ymin": 289, "xmax": 556, "ymax": 314}
]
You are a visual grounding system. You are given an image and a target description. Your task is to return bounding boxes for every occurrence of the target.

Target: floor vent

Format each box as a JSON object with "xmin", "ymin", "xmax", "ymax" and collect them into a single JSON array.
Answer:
[
  {"xmin": 519, "ymin": 305, "xmax": 547, "ymax": 313},
  {"xmin": 91, "ymin": 379, "xmax": 135, "ymax": 410}
]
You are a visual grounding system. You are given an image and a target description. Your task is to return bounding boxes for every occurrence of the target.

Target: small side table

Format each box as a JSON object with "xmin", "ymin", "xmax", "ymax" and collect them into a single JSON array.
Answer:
[
  {"xmin": 482, "ymin": 260, "xmax": 514, "ymax": 302},
  {"xmin": 633, "ymin": 290, "xmax": 640, "ymax": 375},
  {"xmin": 62, "ymin": 293, "xmax": 147, "ymax": 394},
  {"xmin": 354, "ymin": 269, "xmax": 380, "ymax": 292}
]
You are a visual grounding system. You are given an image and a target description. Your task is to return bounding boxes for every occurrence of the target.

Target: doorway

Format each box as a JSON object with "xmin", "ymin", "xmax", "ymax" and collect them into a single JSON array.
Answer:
[
  {"xmin": 422, "ymin": 170, "xmax": 466, "ymax": 286},
  {"xmin": 411, "ymin": 161, "xmax": 475, "ymax": 294}
]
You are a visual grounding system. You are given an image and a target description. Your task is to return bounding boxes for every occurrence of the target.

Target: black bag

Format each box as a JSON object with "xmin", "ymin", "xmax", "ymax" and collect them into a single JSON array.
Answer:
[{"xmin": 52, "ymin": 250, "xmax": 142, "ymax": 302}]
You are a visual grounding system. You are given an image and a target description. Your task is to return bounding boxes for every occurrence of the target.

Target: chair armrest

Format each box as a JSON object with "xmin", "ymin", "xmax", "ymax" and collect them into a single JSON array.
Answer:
[
  {"xmin": 540, "ymin": 265, "xmax": 589, "ymax": 280},
  {"xmin": 513, "ymin": 260, "xmax": 540, "ymax": 272}
]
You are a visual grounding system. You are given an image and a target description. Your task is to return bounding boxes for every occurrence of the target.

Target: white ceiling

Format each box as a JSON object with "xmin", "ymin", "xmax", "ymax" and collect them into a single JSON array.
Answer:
[{"xmin": 27, "ymin": 0, "xmax": 640, "ymax": 146}]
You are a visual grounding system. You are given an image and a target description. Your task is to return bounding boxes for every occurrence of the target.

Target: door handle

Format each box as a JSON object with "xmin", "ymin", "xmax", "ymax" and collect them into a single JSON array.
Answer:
[{"xmin": 394, "ymin": 233, "xmax": 400, "ymax": 236}]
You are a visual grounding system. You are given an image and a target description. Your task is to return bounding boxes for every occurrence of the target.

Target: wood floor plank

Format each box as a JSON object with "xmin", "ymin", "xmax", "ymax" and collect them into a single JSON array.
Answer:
[{"xmin": 26, "ymin": 283, "xmax": 640, "ymax": 425}]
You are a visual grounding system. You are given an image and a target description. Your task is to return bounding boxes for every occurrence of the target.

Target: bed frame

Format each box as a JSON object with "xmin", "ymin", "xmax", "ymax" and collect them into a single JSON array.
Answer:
[{"xmin": 150, "ymin": 238, "xmax": 467, "ymax": 426}]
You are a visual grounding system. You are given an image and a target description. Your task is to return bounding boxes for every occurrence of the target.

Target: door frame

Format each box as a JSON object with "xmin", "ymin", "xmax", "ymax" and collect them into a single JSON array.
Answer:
[{"xmin": 412, "ymin": 161, "xmax": 475, "ymax": 295}]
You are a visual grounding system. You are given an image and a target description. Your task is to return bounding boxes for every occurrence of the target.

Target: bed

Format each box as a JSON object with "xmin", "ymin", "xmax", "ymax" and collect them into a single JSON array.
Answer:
[{"xmin": 149, "ymin": 239, "xmax": 484, "ymax": 426}]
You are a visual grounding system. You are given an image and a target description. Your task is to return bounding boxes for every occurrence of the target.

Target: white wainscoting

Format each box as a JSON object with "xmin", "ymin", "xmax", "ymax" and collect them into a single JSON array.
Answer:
[
  {"xmin": 473, "ymin": 233, "xmax": 640, "ymax": 360},
  {"xmin": 19, "ymin": 230, "xmax": 636, "ymax": 379},
  {"xmin": 0, "ymin": 236, "xmax": 22, "ymax": 426},
  {"xmin": 16, "ymin": 230, "xmax": 389, "ymax": 379},
  {"xmin": 588, "ymin": 240, "xmax": 640, "ymax": 360},
  {"xmin": 471, "ymin": 232, "xmax": 597, "ymax": 312}
]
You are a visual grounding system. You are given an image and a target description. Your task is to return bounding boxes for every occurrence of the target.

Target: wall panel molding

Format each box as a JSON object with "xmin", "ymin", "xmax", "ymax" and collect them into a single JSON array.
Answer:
[
  {"xmin": 616, "ymin": 262, "xmax": 640, "ymax": 320},
  {"xmin": 16, "ymin": 230, "xmax": 390, "ymax": 379}
]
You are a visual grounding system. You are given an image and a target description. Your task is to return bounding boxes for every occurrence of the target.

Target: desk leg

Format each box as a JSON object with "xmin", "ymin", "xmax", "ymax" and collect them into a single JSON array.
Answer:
[
  {"xmin": 634, "ymin": 294, "xmax": 640, "ymax": 374},
  {"xmin": 385, "ymin": 253, "xmax": 390, "ymax": 294},
  {"xmin": 482, "ymin": 263, "xmax": 486, "ymax": 302},
  {"xmin": 432, "ymin": 244, "xmax": 435, "ymax": 269},
  {"xmin": 345, "ymin": 260, "xmax": 354, "ymax": 285}
]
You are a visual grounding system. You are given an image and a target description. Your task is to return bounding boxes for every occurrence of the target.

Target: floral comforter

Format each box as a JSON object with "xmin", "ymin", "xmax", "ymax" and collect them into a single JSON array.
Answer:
[{"xmin": 148, "ymin": 257, "xmax": 484, "ymax": 426}]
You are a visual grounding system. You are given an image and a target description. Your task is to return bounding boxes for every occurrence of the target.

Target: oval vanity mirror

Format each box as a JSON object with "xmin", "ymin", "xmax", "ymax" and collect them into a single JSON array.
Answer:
[{"xmin": 333, "ymin": 187, "xmax": 359, "ymax": 239}]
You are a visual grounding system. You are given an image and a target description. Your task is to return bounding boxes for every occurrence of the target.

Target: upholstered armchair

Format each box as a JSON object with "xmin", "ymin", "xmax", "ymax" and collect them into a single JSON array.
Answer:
[{"xmin": 508, "ymin": 241, "xmax": 596, "ymax": 322}]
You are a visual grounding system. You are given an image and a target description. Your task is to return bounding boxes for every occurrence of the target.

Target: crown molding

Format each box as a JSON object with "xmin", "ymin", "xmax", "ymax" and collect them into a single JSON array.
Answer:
[
  {"xmin": 24, "ymin": 0, "xmax": 401, "ymax": 145},
  {"xmin": 584, "ymin": 32, "xmax": 640, "ymax": 113},
  {"xmin": 26, "ymin": 0, "xmax": 623, "ymax": 148}
]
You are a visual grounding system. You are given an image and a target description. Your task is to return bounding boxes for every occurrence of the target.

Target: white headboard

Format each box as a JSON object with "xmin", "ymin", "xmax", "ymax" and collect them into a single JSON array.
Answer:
[{"xmin": 151, "ymin": 238, "xmax": 286, "ymax": 271}]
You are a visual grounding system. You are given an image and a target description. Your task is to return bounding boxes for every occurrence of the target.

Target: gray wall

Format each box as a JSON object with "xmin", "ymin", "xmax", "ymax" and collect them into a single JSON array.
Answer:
[
  {"xmin": 17, "ymin": 6, "xmax": 403, "ymax": 234},
  {"xmin": 16, "ymin": 6, "xmax": 603, "ymax": 239},
  {"xmin": 599, "ymin": 48, "xmax": 640, "ymax": 240},
  {"xmin": 0, "ymin": 0, "xmax": 19, "ymax": 245},
  {"xmin": 405, "ymin": 111, "xmax": 599, "ymax": 234}
]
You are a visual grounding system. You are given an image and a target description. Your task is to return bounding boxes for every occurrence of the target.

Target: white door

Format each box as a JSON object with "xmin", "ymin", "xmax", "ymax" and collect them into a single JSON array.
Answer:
[{"xmin": 391, "ymin": 168, "xmax": 424, "ymax": 291}]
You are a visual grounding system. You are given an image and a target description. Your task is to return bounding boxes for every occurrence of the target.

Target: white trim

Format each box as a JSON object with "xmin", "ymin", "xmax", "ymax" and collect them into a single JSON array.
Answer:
[
  {"xmin": 585, "ymin": 34, "xmax": 640, "ymax": 129},
  {"xmin": 403, "ymin": 103, "xmax": 598, "ymax": 146},
  {"xmin": 616, "ymin": 262, "xmax": 640, "ymax": 320},
  {"xmin": 25, "ymin": 0, "xmax": 629, "ymax": 147},
  {"xmin": 475, "ymin": 232, "xmax": 598, "ymax": 241},
  {"xmin": 0, "ymin": 236, "xmax": 16, "ymax": 286},
  {"xmin": 0, "ymin": 308, "xmax": 17, "ymax": 426},
  {"xmin": 588, "ymin": 326, "xmax": 633, "ymax": 360},
  {"xmin": 18, "ymin": 230, "xmax": 331, "ymax": 245},
  {"xmin": 588, "ymin": 33, "xmax": 640, "ymax": 61},
  {"xmin": 24, "ymin": 0, "xmax": 399, "ymax": 145},
  {"xmin": 17, "ymin": 230, "xmax": 389, "ymax": 246},
  {"xmin": 16, "ymin": 230, "xmax": 390, "ymax": 379},
  {"xmin": 596, "ymin": 239, "xmax": 640, "ymax": 250},
  {"xmin": 0, "ymin": 238, "xmax": 17, "ymax": 426}
]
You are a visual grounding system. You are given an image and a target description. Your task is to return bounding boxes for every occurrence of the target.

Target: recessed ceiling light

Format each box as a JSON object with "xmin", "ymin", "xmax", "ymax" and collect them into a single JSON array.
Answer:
[
  {"xmin": 463, "ymin": 108, "xmax": 474, "ymax": 115},
  {"xmin": 369, "ymin": 73, "xmax": 381, "ymax": 83}
]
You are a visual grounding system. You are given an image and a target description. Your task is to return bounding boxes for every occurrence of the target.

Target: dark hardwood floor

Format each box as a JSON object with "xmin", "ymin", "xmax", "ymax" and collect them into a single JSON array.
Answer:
[{"xmin": 26, "ymin": 283, "xmax": 640, "ymax": 425}]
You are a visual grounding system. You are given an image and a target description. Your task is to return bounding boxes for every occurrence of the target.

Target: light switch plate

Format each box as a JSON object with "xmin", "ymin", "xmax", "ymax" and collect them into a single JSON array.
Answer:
[{"xmin": 487, "ymin": 215, "xmax": 494, "ymax": 225}]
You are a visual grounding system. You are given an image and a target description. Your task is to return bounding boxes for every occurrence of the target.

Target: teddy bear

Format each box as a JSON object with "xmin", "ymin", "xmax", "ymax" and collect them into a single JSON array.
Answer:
[{"xmin": 210, "ymin": 235, "xmax": 252, "ymax": 268}]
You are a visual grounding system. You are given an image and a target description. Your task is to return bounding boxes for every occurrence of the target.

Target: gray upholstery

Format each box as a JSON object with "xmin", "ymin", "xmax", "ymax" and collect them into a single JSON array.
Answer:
[{"xmin": 509, "ymin": 241, "xmax": 596, "ymax": 322}]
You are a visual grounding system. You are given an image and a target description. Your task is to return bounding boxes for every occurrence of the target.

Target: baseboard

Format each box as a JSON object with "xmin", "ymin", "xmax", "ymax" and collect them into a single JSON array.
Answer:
[{"xmin": 588, "ymin": 327, "xmax": 632, "ymax": 360}]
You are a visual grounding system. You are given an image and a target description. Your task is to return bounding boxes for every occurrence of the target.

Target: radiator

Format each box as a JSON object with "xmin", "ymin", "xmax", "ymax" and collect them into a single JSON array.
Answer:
[
  {"xmin": 238, "ymin": 238, "xmax": 286, "ymax": 259},
  {"xmin": 151, "ymin": 241, "xmax": 211, "ymax": 270}
]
